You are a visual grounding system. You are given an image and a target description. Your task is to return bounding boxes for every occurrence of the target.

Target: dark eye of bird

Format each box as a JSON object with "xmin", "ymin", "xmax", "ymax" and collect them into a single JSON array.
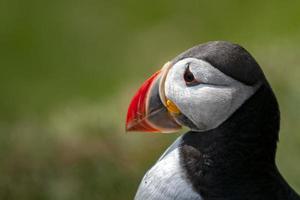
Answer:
[{"xmin": 184, "ymin": 66, "xmax": 198, "ymax": 85}]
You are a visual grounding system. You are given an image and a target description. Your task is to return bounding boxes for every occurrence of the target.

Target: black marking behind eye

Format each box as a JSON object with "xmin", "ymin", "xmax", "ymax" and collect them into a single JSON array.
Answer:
[{"xmin": 184, "ymin": 64, "xmax": 200, "ymax": 86}]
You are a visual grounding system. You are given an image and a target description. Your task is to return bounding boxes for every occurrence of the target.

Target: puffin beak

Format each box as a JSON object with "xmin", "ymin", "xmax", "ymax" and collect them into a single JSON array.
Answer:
[{"xmin": 126, "ymin": 62, "xmax": 182, "ymax": 133}]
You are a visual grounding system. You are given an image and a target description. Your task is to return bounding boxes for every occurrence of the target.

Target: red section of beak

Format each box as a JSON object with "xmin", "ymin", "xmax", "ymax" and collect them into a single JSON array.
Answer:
[{"xmin": 126, "ymin": 71, "xmax": 161, "ymax": 132}]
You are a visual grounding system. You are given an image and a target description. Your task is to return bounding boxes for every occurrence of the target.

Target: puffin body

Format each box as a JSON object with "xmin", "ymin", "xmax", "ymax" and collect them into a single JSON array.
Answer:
[
  {"xmin": 126, "ymin": 41, "xmax": 300, "ymax": 200},
  {"xmin": 135, "ymin": 139, "xmax": 201, "ymax": 200}
]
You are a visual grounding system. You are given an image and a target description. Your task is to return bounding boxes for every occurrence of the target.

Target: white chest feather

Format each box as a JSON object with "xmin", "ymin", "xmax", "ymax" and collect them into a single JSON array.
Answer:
[{"xmin": 134, "ymin": 148, "xmax": 202, "ymax": 200}]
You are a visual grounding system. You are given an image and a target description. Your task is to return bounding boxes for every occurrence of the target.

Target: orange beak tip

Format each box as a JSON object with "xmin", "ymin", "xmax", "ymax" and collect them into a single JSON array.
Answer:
[{"xmin": 125, "ymin": 64, "xmax": 182, "ymax": 134}]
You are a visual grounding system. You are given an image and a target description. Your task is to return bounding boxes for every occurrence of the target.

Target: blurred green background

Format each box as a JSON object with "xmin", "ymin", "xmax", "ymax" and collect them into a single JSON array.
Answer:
[{"xmin": 0, "ymin": 0, "xmax": 300, "ymax": 199}]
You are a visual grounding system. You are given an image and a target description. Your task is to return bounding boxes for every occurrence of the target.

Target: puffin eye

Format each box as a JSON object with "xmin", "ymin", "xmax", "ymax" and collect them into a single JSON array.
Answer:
[{"xmin": 184, "ymin": 65, "xmax": 199, "ymax": 86}]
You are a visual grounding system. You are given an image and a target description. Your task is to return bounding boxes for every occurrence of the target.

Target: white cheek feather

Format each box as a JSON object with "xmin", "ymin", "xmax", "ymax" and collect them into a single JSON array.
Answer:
[
  {"xmin": 165, "ymin": 58, "xmax": 257, "ymax": 131},
  {"xmin": 134, "ymin": 148, "xmax": 202, "ymax": 200}
]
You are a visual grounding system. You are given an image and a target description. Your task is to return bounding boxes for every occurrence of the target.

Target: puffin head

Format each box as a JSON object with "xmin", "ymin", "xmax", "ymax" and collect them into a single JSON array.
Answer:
[{"xmin": 126, "ymin": 41, "xmax": 267, "ymax": 133}]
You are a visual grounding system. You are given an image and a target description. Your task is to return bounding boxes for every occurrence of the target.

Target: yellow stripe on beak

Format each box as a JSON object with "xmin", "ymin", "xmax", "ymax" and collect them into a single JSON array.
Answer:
[{"xmin": 166, "ymin": 99, "xmax": 181, "ymax": 114}]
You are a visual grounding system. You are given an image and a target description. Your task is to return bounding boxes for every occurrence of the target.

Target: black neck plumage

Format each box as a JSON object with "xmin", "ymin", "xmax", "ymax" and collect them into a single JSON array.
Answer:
[{"xmin": 180, "ymin": 84, "xmax": 299, "ymax": 200}]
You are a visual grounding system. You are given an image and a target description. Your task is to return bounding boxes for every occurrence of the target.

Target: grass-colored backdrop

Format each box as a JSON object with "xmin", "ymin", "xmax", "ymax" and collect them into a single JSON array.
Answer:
[{"xmin": 0, "ymin": 0, "xmax": 300, "ymax": 199}]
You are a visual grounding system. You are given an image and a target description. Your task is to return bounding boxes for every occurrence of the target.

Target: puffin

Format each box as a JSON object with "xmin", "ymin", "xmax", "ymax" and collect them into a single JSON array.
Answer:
[{"xmin": 125, "ymin": 41, "xmax": 300, "ymax": 200}]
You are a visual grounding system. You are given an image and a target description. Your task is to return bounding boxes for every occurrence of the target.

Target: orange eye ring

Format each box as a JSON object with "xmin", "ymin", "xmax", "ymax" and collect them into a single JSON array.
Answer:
[{"xmin": 184, "ymin": 65, "xmax": 200, "ymax": 86}]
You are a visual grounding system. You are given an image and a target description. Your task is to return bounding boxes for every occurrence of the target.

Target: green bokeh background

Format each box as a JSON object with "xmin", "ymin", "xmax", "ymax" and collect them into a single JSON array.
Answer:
[{"xmin": 0, "ymin": 0, "xmax": 300, "ymax": 199}]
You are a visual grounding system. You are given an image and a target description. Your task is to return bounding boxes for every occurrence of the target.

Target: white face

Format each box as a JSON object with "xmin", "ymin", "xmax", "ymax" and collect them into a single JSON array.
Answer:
[{"xmin": 164, "ymin": 58, "xmax": 258, "ymax": 131}]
